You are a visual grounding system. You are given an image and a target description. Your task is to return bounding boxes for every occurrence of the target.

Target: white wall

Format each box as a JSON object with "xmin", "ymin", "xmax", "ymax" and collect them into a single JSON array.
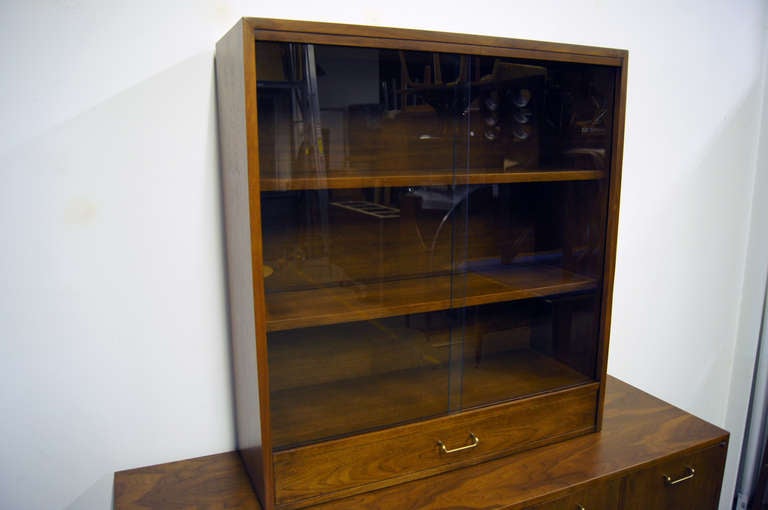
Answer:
[
  {"xmin": 1, "ymin": 1, "xmax": 765, "ymax": 509},
  {"xmin": 723, "ymin": 27, "xmax": 768, "ymax": 506}
]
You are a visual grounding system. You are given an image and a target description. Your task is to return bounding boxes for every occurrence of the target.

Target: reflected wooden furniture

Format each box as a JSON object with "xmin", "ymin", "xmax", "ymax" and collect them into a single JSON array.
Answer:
[
  {"xmin": 113, "ymin": 377, "xmax": 729, "ymax": 509},
  {"xmin": 215, "ymin": 18, "xmax": 627, "ymax": 509}
]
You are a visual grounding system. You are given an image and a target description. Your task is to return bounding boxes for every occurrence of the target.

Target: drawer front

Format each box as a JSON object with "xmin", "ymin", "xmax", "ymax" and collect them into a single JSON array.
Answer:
[
  {"xmin": 523, "ymin": 478, "xmax": 621, "ymax": 510},
  {"xmin": 273, "ymin": 384, "xmax": 598, "ymax": 507},
  {"xmin": 623, "ymin": 442, "xmax": 728, "ymax": 510}
]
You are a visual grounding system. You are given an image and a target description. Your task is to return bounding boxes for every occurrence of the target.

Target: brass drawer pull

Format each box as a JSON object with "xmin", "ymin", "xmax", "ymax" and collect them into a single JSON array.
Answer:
[
  {"xmin": 437, "ymin": 433, "xmax": 479, "ymax": 454},
  {"xmin": 577, "ymin": 505, "xmax": 586, "ymax": 510},
  {"xmin": 663, "ymin": 466, "xmax": 695, "ymax": 486}
]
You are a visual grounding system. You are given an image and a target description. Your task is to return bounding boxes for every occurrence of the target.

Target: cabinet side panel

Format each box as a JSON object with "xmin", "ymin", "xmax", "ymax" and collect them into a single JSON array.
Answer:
[
  {"xmin": 215, "ymin": 19, "xmax": 273, "ymax": 507},
  {"xmin": 595, "ymin": 54, "xmax": 628, "ymax": 429}
]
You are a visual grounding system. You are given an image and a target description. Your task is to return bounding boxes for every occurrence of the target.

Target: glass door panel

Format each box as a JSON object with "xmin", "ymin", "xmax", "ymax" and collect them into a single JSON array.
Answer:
[
  {"xmin": 256, "ymin": 43, "xmax": 468, "ymax": 189},
  {"xmin": 267, "ymin": 314, "xmax": 452, "ymax": 449},
  {"xmin": 257, "ymin": 43, "xmax": 470, "ymax": 450},
  {"xmin": 453, "ymin": 58, "xmax": 617, "ymax": 410},
  {"xmin": 255, "ymin": 40, "xmax": 617, "ymax": 447}
]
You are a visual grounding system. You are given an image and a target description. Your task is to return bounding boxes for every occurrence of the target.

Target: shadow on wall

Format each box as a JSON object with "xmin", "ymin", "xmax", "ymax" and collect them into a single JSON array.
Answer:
[
  {"xmin": 65, "ymin": 474, "xmax": 114, "ymax": 510},
  {"xmin": 0, "ymin": 51, "xmax": 234, "ymax": 510}
]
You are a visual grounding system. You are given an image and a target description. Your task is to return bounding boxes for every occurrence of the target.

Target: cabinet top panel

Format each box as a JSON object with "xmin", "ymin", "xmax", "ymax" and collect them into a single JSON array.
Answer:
[{"xmin": 244, "ymin": 17, "xmax": 628, "ymax": 67}]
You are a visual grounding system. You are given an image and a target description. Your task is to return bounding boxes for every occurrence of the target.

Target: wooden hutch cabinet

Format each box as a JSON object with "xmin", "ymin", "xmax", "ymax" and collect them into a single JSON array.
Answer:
[{"xmin": 215, "ymin": 18, "xmax": 626, "ymax": 510}]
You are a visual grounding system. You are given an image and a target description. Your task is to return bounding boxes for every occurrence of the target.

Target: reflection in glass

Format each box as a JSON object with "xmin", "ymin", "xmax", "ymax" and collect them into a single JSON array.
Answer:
[{"xmin": 256, "ymin": 41, "xmax": 615, "ymax": 450}]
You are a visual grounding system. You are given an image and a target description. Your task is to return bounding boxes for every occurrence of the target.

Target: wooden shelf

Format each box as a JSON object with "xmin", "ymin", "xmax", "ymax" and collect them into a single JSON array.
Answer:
[
  {"xmin": 266, "ymin": 261, "xmax": 596, "ymax": 332},
  {"xmin": 260, "ymin": 167, "xmax": 606, "ymax": 191},
  {"xmin": 270, "ymin": 348, "xmax": 592, "ymax": 449}
]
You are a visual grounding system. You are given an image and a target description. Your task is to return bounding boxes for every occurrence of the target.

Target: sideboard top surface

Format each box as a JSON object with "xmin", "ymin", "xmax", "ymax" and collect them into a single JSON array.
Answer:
[{"xmin": 113, "ymin": 376, "xmax": 728, "ymax": 510}]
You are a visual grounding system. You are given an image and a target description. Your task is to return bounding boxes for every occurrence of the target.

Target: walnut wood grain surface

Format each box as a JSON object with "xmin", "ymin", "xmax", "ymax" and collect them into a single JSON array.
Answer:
[
  {"xmin": 113, "ymin": 377, "xmax": 728, "ymax": 510},
  {"xmin": 272, "ymin": 384, "xmax": 597, "ymax": 507},
  {"xmin": 114, "ymin": 452, "xmax": 259, "ymax": 510},
  {"xmin": 215, "ymin": 19, "xmax": 273, "ymax": 503},
  {"xmin": 622, "ymin": 445, "xmax": 727, "ymax": 510},
  {"xmin": 245, "ymin": 17, "xmax": 626, "ymax": 66},
  {"xmin": 309, "ymin": 377, "xmax": 727, "ymax": 510},
  {"xmin": 524, "ymin": 477, "xmax": 622, "ymax": 509}
]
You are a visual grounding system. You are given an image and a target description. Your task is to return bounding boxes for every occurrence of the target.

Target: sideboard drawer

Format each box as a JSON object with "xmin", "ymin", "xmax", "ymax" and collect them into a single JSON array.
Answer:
[
  {"xmin": 523, "ymin": 478, "xmax": 621, "ymax": 509},
  {"xmin": 623, "ymin": 442, "xmax": 728, "ymax": 510},
  {"xmin": 273, "ymin": 385, "xmax": 597, "ymax": 507}
]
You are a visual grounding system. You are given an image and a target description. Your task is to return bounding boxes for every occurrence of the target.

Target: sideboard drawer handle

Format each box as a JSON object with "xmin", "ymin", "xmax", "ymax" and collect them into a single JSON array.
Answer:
[
  {"xmin": 437, "ymin": 433, "xmax": 479, "ymax": 454},
  {"xmin": 663, "ymin": 466, "xmax": 695, "ymax": 486},
  {"xmin": 577, "ymin": 505, "xmax": 586, "ymax": 510}
]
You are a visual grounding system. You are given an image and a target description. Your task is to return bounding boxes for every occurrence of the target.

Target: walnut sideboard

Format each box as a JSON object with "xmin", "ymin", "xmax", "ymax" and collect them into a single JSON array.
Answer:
[{"xmin": 114, "ymin": 376, "xmax": 729, "ymax": 509}]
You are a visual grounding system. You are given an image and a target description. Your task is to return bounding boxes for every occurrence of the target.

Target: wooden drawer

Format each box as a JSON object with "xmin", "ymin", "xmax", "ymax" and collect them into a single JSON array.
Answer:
[
  {"xmin": 273, "ymin": 384, "xmax": 598, "ymax": 508},
  {"xmin": 623, "ymin": 442, "xmax": 728, "ymax": 510},
  {"xmin": 523, "ymin": 478, "xmax": 621, "ymax": 509}
]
